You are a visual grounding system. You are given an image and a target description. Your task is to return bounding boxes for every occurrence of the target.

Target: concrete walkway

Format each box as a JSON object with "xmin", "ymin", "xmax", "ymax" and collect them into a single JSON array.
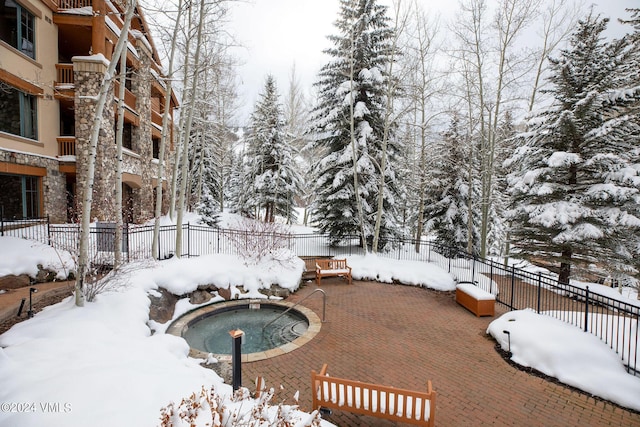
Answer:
[{"xmin": 242, "ymin": 279, "xmax": 640, "ymax": 426}]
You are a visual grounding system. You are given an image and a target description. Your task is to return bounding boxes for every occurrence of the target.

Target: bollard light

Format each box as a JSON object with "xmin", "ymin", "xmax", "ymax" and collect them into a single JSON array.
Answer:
[
  {"xmin": 27, "ymin": 287, "xmax": 38, "ymax": 318},
  {"xmin": 230, "ymin": 329, "xmax": 244, "ymax": 391},
  {"xmin": 503, "ymin": 330, "xmax": 511, "ymax": 355}
]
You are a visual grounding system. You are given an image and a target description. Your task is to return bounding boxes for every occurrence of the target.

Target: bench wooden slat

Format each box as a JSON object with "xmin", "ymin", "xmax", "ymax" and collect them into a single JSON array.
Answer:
[{"xmin": 311, "ymin": 363, "xmax": 435, "ymax": 427}]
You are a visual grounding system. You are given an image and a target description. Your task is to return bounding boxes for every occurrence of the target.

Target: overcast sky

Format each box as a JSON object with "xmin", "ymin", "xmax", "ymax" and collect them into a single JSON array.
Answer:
[{"xmin": 228, "ymin": 0, "xmax": 635, "ymax": 124}]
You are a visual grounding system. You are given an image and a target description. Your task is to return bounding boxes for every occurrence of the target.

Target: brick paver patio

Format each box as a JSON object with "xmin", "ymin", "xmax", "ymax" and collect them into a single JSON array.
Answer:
[{"xmin": 241, "ymin": 279, "xmax": 640, "ymax": 426}]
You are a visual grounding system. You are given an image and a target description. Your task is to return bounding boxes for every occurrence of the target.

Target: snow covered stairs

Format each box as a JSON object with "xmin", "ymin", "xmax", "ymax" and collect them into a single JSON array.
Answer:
[
  {"xmin": 315, "ymin": 259, "xmax": 352, "ymax": 286},
  {"xmin": 455, "ymin": 281, "xmax": 495, "ymax": 317},
  {"xmin": 311, "ymin": 363, "xmax": 436, "ymax": 426}
]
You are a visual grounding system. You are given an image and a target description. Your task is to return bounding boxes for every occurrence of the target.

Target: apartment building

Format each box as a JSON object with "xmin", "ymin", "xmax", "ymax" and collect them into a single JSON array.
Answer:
[{"xmin": 0, "ymin": 0, "xmax": 176, "ymax": 223}]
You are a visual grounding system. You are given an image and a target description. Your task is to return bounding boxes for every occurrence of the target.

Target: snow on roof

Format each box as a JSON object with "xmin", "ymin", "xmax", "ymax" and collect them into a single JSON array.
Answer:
[{"xmin": 130, "ymin": 29, "xmax": 154, "ymax": 53}]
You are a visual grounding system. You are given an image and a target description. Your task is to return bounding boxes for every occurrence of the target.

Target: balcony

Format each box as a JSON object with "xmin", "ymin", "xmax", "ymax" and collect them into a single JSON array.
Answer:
[
  {"xmin": 57, "ymin": 137, "xmax": 76, "ymax": 157},
  {"xmin": 55, "ymin": 0, "xmax": 125, "ymax": 10},
  {"xmin": 57, "ymin": 0, "xmax": 92, "ymax": 8},
  {"xmin": 56, "ymin": 64, "xmax": 74, "ymax": 85}
]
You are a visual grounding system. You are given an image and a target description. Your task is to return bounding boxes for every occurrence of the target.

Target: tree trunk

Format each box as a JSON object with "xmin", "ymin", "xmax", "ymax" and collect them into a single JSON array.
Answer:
[
  {"xmin": 559, "ymin": 247, "xmax": 572, "ymax": 285},
  {"xmin": 175, "ymin": 0, "xmax": 206, "ymax": 257},
  {"xmin": 372, "ymin": 0, "xmax": 406, "ymax": 253},
  {"xmin": 153, "ymin": 0, "xmax": 184, "ymax": 259},
  {"xmin": 114, "ymin": 40, "xmax": 127, "ymax": 270}
]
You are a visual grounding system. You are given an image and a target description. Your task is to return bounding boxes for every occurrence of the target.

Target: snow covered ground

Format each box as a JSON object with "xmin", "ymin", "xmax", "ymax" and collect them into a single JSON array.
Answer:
[{"xmin": 0, "ymin": 220, "xmax": 639, "ymax": 426}]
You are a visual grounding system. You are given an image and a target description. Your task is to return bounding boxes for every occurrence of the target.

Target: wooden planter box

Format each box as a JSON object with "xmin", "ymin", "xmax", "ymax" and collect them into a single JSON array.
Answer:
[{"xmin": 456, "ymin": 282, "xmax": 495, "ymax": 317}]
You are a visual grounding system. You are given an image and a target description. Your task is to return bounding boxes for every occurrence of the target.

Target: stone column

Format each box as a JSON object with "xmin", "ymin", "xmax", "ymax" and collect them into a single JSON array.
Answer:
[
  {"xmin": 132, "ymin": 36, "xmax": 154, "ymax": 222},
  {"xmin": 73, "ymin": 56, "xmax": 117, "ymax": 222}
]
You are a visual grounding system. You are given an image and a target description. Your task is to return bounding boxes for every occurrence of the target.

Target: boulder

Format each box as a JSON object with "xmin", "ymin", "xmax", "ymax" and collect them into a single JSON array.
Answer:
[
  {"xmin": 35, "ymin": 265, "xmax": 58, "ymax": 283},
  {"xmin": 0, "ymin": 274, "xmax": 31, "ymax": 290},
  {"xmin": 217, "ymin": 287, "xmax": 232, "ymax": 301},
  {"xmin": 189, "ymin": 290, "xmax": 212, "ymax": 305},
  {"xmin": 148, "ymin": 288, "xmax": 179, "ymax": 324}
]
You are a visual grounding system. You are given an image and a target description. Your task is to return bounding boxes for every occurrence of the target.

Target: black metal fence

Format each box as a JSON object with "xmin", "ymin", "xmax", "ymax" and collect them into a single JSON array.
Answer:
[
  {"xmin": 3, "ymin": 218, "xmax": 638, "ymax": 376},
  {"xmin": 0, "ymin": 216, "xmax": 49, "ymax": 241}
]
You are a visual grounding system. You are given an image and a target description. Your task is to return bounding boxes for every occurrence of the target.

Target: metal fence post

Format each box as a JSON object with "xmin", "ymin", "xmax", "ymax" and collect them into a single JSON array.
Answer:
[
  {"xmin": 471, "ymin": 256, "xmax": 476, "ymax": 283},
  {"xmin": 537, "ymin": 272, "xmax": 542, "ymax": 314},
  {"xmin": 510, "ymin": 266, "xmax": 515, "ymax": 309},
  {"xmin": 125, "ymin": 223, "xmax": 130, "ymax": 263},
  {"xmin": 187, "ymin": 222, "xmax": 191, "ymax": 258},
  {"xmin": 584, "ymin": 286, "xmax": 590, "ymax": 332}
]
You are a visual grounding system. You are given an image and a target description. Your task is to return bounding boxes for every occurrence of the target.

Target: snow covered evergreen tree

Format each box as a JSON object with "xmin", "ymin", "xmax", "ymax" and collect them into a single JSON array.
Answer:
[
  {"xmin": 507, "ymin": 14, "xmax": 640, "ymax": 284},
  {"xmin": 310, "ymin": 0, "xmax": 401, "ymax": 248},
  {"xmin": 243, "ymin": 75, "xmax": 302, "ymax": 223},
  {"xmin": 424, "ymin": 113, "xmax": 479, "ymax": 256}
]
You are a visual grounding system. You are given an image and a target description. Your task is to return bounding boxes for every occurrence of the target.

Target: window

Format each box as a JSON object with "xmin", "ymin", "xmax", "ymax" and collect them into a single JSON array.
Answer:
[
  {"xmin": 0, "ymin": 0, "xmax": 36, "ymax": 59},
  {"xmin": 152, "ymin": 137, "xmax": 160, "ymax": 159},
  {"xmin": 122, "ymin": 122, "xmax": 133, "ymax": 150},
  {"xmin": 0, "ymin": 173, "xmax": 40, "ymax": 218},
  {"xmin": 0, "ymin": 83, "xmax": 38, "ymax": 139}
]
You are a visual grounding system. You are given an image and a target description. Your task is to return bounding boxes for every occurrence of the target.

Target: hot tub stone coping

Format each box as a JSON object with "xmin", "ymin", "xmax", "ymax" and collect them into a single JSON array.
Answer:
[{"xmin": 166, "ymin": 299, "xmax": 322, "ymax": 362}]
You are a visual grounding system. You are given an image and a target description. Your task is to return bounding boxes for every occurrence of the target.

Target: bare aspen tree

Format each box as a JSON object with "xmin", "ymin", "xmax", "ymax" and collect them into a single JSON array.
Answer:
[
  {"xmin": 283, "ymin": 65, "xmax": 311, "ymax": 224},
  {"xmin": 175, "ymin": 0, "xmax": 207, "ymax": 257},
  {"xmin": 152, "ymin": 0, "xmax": 184, "ymax": 260},
  {"xmin": 451, "ymin": 0, "xmax": 540, "ymax": 257},
  {"xmin": 75, "ymin": 0, "xmax": 136, "ymax": 306},
  {"xmin": 395, "ymin": 0, "xmax": 443, "ymax": 251},
  {"xmin": 528, "ymin": 0, "xmax": 581, "ymax": 111},
  {"xmin": 114, "ymin": 41, "xmax": 128, "ymax": 269},
  {"xmin": 169, "ymin": 3, "xmax": 194, "ymax": 221},
  {"xmin": 372, "ymin": 0, "xmax": 409, "ymax": 252}
]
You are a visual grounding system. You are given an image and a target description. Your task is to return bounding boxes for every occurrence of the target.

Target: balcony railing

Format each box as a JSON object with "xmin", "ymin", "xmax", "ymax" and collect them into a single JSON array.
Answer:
[
  {"xmin": 57, "ymin": 0, "xmax": 92, "ymax": 9},
  {"xmin": 57, "ymin": 137, "xmax": 76, "ymax": 156},
  {"xmin": 55, "ymin": 64, "xmax": 74, "ymax": 86},
  {"xmin": 56, "ymin": 0, "xmax": 125, "ymax": 10},
  {"xmin": 113, "ymin": 81, "xmax": 137, "ymax": 111}
]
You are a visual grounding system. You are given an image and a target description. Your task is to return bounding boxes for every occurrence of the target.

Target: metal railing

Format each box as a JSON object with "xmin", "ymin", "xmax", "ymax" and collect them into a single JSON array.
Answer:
[
  {"xmin": 0, "ymin": 215, "xmax": 49, "ymax": 241},
  {"xmin": 262, "ymin": 289, "xmax": 327, "ymax": 332}
]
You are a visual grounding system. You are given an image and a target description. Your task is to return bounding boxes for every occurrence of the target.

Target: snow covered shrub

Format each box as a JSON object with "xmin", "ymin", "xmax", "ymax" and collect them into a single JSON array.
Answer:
[
  {"xmin": 158, "ymin": 384, "xmax": 322, "ymax": 427},
  {"xmin": 227, "ymin": 218, "xmax": 294, "ymax": 266},
  {"xmin": 84, "ymin": 260, "xmax": 154, "ymax": 302}
]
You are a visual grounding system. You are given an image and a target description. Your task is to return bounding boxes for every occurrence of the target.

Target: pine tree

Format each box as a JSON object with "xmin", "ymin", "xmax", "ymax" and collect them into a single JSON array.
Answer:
[
  {"xmin": 243, "ymin": 75, "xmax": 302, "ymax": 223},
  {"xmin": 507, "ymin": 14, "xmax": 640, "ymax": 284},
  {"xmin": 424, "ymin": 113, "xmax": 479, "ymax": 256},
  {"xmin": 310, "ymin": 0, "xmax": 401, "ymax": 248}
]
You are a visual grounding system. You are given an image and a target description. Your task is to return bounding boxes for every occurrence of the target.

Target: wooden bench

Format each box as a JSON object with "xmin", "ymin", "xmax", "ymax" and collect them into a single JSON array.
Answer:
[
  {"xmin": 455, "ymin": 281, "xmax": 495, "ymax": 317},
  {"xmin": 311, "ymin": 363, "xmax": 436, "ymax": 427},
  {"xmin": 315, "ymin": 259, "xmax": 352, "ymax": 285}
]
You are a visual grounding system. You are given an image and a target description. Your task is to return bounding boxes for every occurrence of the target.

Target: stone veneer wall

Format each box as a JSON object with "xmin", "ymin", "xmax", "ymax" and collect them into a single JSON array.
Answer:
[
  {"xmin": 73, "ymin": 57, "xmax": 117, "ymax": 222},
  {"xmin": 72, "ymin": 47, "xmax": 173, "ymax": 224},
  {"xmin": 0, "ymin": 151, "xmax": 67, "ymax": 223},
  {"xmin": 131, "ymin": 38, "xmax": 154, "ymax": 222}
]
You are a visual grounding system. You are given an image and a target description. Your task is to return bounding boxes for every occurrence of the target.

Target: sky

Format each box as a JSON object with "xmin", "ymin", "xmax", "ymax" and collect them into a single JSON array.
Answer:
[
  {"xmin": 0, "ymin": 217, "xmax": 638, "ymax": 426},
  {"xmin": 228, "ymin": 0, "xmax": 635, "ymax": 124}
]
